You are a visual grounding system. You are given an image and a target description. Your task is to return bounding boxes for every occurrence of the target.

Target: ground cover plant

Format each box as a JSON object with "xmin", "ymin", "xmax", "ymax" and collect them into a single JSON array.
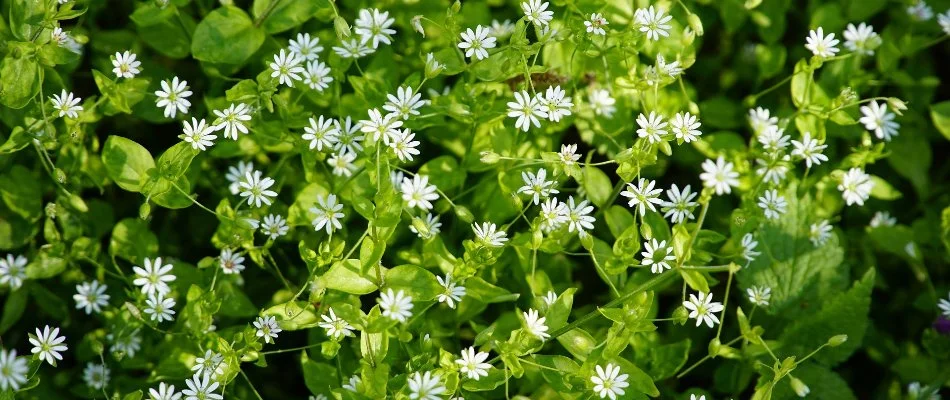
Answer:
[{"xmin": 1, "ymin": 0, "xmax": 950, "ymax": 398}]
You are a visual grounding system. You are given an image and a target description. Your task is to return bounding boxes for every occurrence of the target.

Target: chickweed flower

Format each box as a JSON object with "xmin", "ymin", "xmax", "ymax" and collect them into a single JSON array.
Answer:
[
  {"xmin": 636, "ymin": 111, "xmax": 668, "ymax": 143},
  {"xmin": 29, "ymin": 325, "xmax": 68, "ymax": 366},
  {"xmin": 838, "ymin": 168, "xmax": 874, "ymax": 206},
  {"xmin": 112, "ymin": 50, "xmax": 141, "ymax": 78},
  {"xmin": 144, "ymin": 293, "xmax": 176, "ymax": 322},
  {"xmin": 588, "ymin": 89, "xmax": 616, "ymax": 117},
  {"xmin": 132, "ymin": 256, "xmax": 175, "ymax": 296},
  {"xmin": 212, "ymin": 103, "xmax": 252, "ymax": 140},
  {"xmin": 74, "ymin": 280, "xmax": 110, "ymax": 314},
  {"xmin": 700, "ymin": 156, "xmax": 740, "ymax": 195},
  {"xmin": 591, "ymin": 363, "xmax": 629, "ymax": 400},
  {"xmin": 585, "ymin": 13, "xmax": 609, "ymax": 35},
  {"xmin": 409, "ymin": 213, "xmax": 442, "ymax": 239},
  {"xmin": 809, "ymin": 220, "xmax": 833, "ymax": 246},
  {"xmin": 407, "ymin": 371, "xmax": 445, "ymax": 400},
  {"xmin": 225, "ymin": 161, "xmax": 254, "ymax": 195},
  {"xmin": 522, "ymin": 0, "xmax": 554, "ymax": 26},
  {"xmin": 670, "ymin": 112, "xmax": 702, "ymax": 143},
  {"xmin": 192, "ymin": 350, "xmax": 224, "ymax": 377},
  {"xmin": 456, "ymin": 347, "xmax": 491, "ymax": 380},
  {"xmin": 0, "ymin": 254, "xmax": 27, "ymax": 290},
  {"xmin": 269, "ymin": 49, "xmax": 305, "ymax": 87},
  {"xmin": 333, "ymin": 38, "xmax": 373, "ymax": 58},
  {"xmin": 183, "ymin": 372, "xmax": 223, "ymax": 400},
  {"xmin": 260, "ymin": 214, "xmax": 289, "ymax": 239},
  {"xmin": 508, "ymin": 90, "xmax": 547, "ymax": 131},
  {"xmin": 641, "ymin": 238, "xmax": 675, "ymax": 274},
  {"xmin": 82, "ymin": 362, "xmax": 110, "ymax": 390},
  {"xmin": 390, "ymin": 129, "xmax": 421, "ymax": 162},
  {"xmin": 148, "ymin": 382, "xmax": 182, "ymax": 400},
  {"xmin": 805, "ymin": 27, "xmax": 840, "ymax": 58},
  {"xmin": 383, "ymin": 86, "xmax": 427, "ymax": 120},
  {"xmin": 859, "ymin": 101, "xmax": 900, "ymax": 141},
  {"xmin": 182, "ymin": 118, "xmax": 216, "ymax": 151},
  {"xmin": 310, "ymin": 193, "xmax": 345, "ymax": 235},
  {"xmin": 661, "ymin": 184, "xmax": 698, "ymax": 223},
  {"xmin": 843, "ymin": 23, "xmax": 881, "ymax": 55},
  {"xmin": 635, "ymin": 6, "xmax": 672, "ymax": 41},
  {"xmin": 302, "ymin": 60, "xmax": 333, "ymax": 91},
  {"xmin": 741, "ymin": 233, "xmax": 761, "ymax": 262},
  {"xmin": 518, "ymin": 168, "xmax": 559, "ymax": 205},
  {"xmin": 747, "ymin": 286, "xmax": 772, "ymax": 306},
  {"xmin": 870, "ymin": 211, "xmax": 897, "ymax": 227},
  {"xmin": 254, "ymin": 316, "xmax": 282, "ymax": 344},
  {"xmin": 748, "ymin": 107, "xmax": 778, "ymax": 134},
  {"xmin": 379, "ymin": 288, "xmax": 414, "ymax": 323},
  {"xmin": 541, "ymin": 85, "xmax": 573, "ymax": 122},
  {"xmin": 790, "ymin": 132, "xmax": 828, "ymax": 167},
  {"xmin": 458, "ymin": 25, "xmax": 497, "ymax": 60},
  {"xmin": 219, "ymin": 248, "xmax": 245, "ymax": 275},
  {"xmin": 621, "ymin": 178, "xmax": 663, "ymax": 216},
  {"xmin": 51, "ymin": 90, "xmax": 83, "ymax": 119},
  {"xmin": 907, "ymin": 1, "xmax": 934, "ymax": 21},
  {"xmin": 565, "ymin": 196, "xmax": 596, "ymax": 236},
  {"xmin": 288, "ymin": 32, "xmax": 323, "ymax": 61},
  {"xmin": 401, "ymin": 174, "xmax": 439, "ymax": 211},
  {"xmin": 473, "ymin": 222, "xmax": 508, "ymax": 247},
  {"xmin": 757, "ymin": 189, "xmax": 788, "ymax": 220},
  {"xmin": 302, "ymin": 115, "xmax": 339, "ymax": 151},
  {"xmin": 522, "ymin": 308, "xmax": 550, "ymax": 340},
  {"xmin": 238, "ymin": 170, "xmax": 278, "ymax": 208},
  {"xmin": 354, "ymin": 8, "xmax": 396, "ymax": 49},
  {"xmin": 683, "ymin": 291, "xmax": 724, "ymax": 328},
  {"xmin": 154, "ymin": 76, "xmax": 192, "ymax": 119},
  {"xmin": 436, "ymin": 274, "xmax": 466, "ymax": 309},
  {"xmin": 319, "ymin": 308, "xmax": 355, "ymax": 339}
]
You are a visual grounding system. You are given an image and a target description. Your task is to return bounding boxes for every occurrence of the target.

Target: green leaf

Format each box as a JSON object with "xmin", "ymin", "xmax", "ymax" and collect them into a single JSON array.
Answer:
[
  {"xmin": 102, "ymin": 136, "xmax": 156, "ymax": 193},
  {"xmin": 868, "ymin": 175, "xmax": 901, "ymax": 200},
  {"xmin": 261, "ymin": 301, "xmax": 320, "ymax": 330},
  {"xmin": 613, "ymin": 357, "xmax": 660, "ymax": 397},
  {"xmin": 533, "ymin": 355, "xmax": 579, "ymax": 391},
  {"xmin": 320, "ymin": 259, "xmax": 378, "ymax": 295},
  {"xmin": 777, "ymin": 268, "xmax": 874, "ymax": 366},
  {"xmin": 464, "ymin": 277, "xmax": 519, "ymax": 303},
  {"xmin": 790, "ymin": 59, "xmax": 812, "ymax": 108},
  {"xmin": 25, "ymin": 244, "xmax": 67, "ymax": 279},
  {"xmin": 156, "ymin": 141, "xmax": 199, "ymax": 180},
  {"xmin": 384, "ymin": 264, "xmax": 442, "ymax": 301},
  {"xmin": 929, "ymin": 101, "xmax": 950, "ymax": 141},
  {"xmin": 604, "ymin": 206, "xmax": 635, "ymax": 239},
  {"xmin": 0, "ymin": 288, "xmax": 28, "ymax": 335},
  {"xmin": 109, "ymin": 218, "xmax": 159, "ymax": 264},
  {"xmin": 191, "ymin": 6, "xmax": 265, "ymax": 66},
  {"xmin": 0, "ymin": 51, "xmax": 40, "ymax": 109},
  {"xmin": 301, "ymin": 350, "xmax": 339, "ymax": 394},
  {"xmin": 251, "ymin": 0, "xmax": 322, "ymax": 34},
  {"xmin": 647, "ymin": 339, "xmax": 691, "ymax": 380},
  {"xmin": 771, "ymin": 362, "xmax": 857, "ymax": 400},
  {"xmin": 557, "ymin": 328, "xmax": 597, "ymax": 361},
  {"xmin": 418, "ymin": 156, "xmax": 466, "ymax": 192},
  {"xmin": 0, "ymin": 127, "xmax": 34, "ymax": 154},
  {"xmin": 582, "ymin": 166, "xmax": 613, "ymax": 208},
  {"xmin": 0, "ymin": 165, "xmax": 42, "ymax": 221},
  {"xmin": 130, "ymin": 4, "xmax": 193, "ymax": 58},
  {"xmin": 738, "ymin": 185, "xmax": 846, "ymax": 316}
]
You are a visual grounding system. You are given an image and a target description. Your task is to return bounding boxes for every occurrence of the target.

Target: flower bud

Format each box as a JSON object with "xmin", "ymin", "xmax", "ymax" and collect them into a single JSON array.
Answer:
[
  {"xmin": 827, "ymin": 334, "xmax": 848, "ymax": 347},
  {"xmin": 455, "ymin": 205, "xmax": 474, "ymax": 224},
  {"xmin": 789, "ymin": 375, "xmax": 810, "ymax": 398},
  {"xmin": 334, "ymin": 16, "xmax": 351, "ymax": 39},
  {"xmin": 480, "ymin": 151, "xmax": 500, "ymax": 164},
  {"xmin": 887, "ymin": 97, "xmax": 908, "ymax": 116},
  {"xmin": 411, "ymin": 15, "xmax": 425, "ymax": 37},
  {"xmin": 687, "ymin": 14, "xmax": 704, "ymax": 36},
  {"xmin": 139, "ymin": 202, "xmax": 151, "ymax": 220}
]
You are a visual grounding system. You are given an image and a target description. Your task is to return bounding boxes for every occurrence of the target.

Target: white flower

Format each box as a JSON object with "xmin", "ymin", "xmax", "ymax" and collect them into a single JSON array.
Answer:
[
  {"xmin": 310, "ymin": 193, "xmax": 345, "ymax": 235},
  {"xmin": 458, "ymin": 25, "xmax": 497, "ymax": 60},
  {"xmin": 621, "ymin": 178, "xmax": 664, "ymax": 216},
  {"xmin": 585, "ymin": 13, "xmax": 609, "ymax": 35},
  {"xmin": 473, "ymin": 222, "xmax": 508, "ymax": 247},
  {"xmin": 149, "ymin": 382, "xmax": 182, "ymax": 400},
  {"xmin": 192, "ymin": 350, "xmax": 224, "ymax": 377},
  {"xmin": 870, "ymin": 211, "xmax": 897, "ymax": 228},
  {"xmin": 566, "ymin": 196, "xmax": 596, "ymax": 236},
  {"xmin": 425, "ymin": 53, "xmax": 444, "ymax": 76},
  {"xmin": 671, "ymin": 112, "xmax": 702, "ymax": 143},
  {"xmin": 183, "ymin": 372, "xmax": 223, "ymax": 400},
  {"xmin": 303, "ymin": 115, "xmax": 339, "ymax": 151},
  {"xmin": 591, "ymin": 363, "xmax": 629, "ymax": 400},
  {"xmin": 144, "ymin": 292, "xmax": 176, "ymax": 322},
  {"xmin": 182, "ymin": 118, "xmax": 216, "ymax": 151},
  {"xmin": 51, "ymin": 27, "xmax": 69, "ymax": 45},
  {"xmin": 82, "ymin": 362, "xmax": 110, "ymax": 390},
  {"xmin": 491, "ymin": 19, "xmax": 515, "ymax": 38},
  {"xmin": 656, "ymin": 54, "xmax": 683, "ymax": 78},
  {"xmin": 859, "ymin": 101, "xmax": 899, "ymax": 141},
  {"xmin": 747, "ymin": 286, "xmax": 771, "ymax": 306},
  {"xmin": 661, "ymin": 184, "xmax": 698, "ymax": 224},
  {"xmin": 843, "ymin": 23, "xmax": 881, "ymax": 55},
  {"xmin": 456, "ymin": 347, "xmax": 491, "ymax": 380},
  {"xmin": 543, "ymin": 291, "xmax": 558, "ymax": 306},
  {"xmin": 289, "ymin": 32, "xmax": 323, "ymax": 61},
  {"xmin": 523, "ymin": 308, "xmax": 550, "ymax": 340},
  {"xmin": 522, "ymin": 0, "xmax": 554, "ymax": 26},
  {"xmin": 409, "ymin": 213, "xmax": 442, "ymax": 239},
  {"xmin": 907, "ymin": 1, "xmax": 934, "ymax": 21},
  {"xmin": 269, "ymin": 49, "xmax": 305, "ymax": 87},
  {"xmin": 155, "ymin": 76, "xmax": 192, "ymax": 118},
  {"xmin": 110, "ymin": 331, "xmax": 141, "ymax": 357},
  {"xmin": 74, "ymin": 280, "xmax": 110, "ymax": 314},
  {"xmin": 758, "ymin": 126, "xmax": 790, "ymax": 152},
  {"xmin": 334, "ymin": 116, "xmax": 365, "ymax": 155},
  {"xmin": 539, "ymin": 197, "xmax": 569, "ymax": 232},
  {"xmin": 810, "ymin": 220, "xmax": 833, "ymax": 247},
  {"xmin": 318, "ymin": 308, "xmax": 356, "ymax": 341},
  {"xmin": 0, "ymin": 349, "xmax": 27, "ymax": 391},
  {"xmin": 260, "ymin": 214, "xmax": 288, "ymax": 239},
  {"xmin": 212, "ymin": 103, "xmax": 252, "ymax": 140},
  {"xmin": 748, "ymin": 107, "xmax": 778, "ymax": 134},
  {"xmin": 50, "ymin": 90, "xmax": 83, "ymax": 119},
  {"xmin": 401, "ymin": 174, "xmax": 440, "ymax": 211},
  {"xmin": 354, "ymin": 8, "xmax": 396, "ymax": 48},
  {"xmin": 343, "ymin": 375, "xmax": 362, "ymax": 392},
  {"xmin": 327, "ymin": 152, "xmax": 358, "ymax": 177},
  {"xmin": 641, "ymin": 238, "xmax": 675, "ymax": 274},
  {"xmin": 790, "ymin": 132, "xmax": 828, "ymax": 167},
  {"xmin": 407, "ymin": 371, "xmax": 445, "ymax": 400},
  {"xmin": 379, "ymin": 288, "xmax": 414, "ymax": 322},
  {"xmin": 757, "ymin": 189, "xmax": 787, "ymax": 220},
  {"xmin": 0, "ymin": 254, "xmax": 27, "ymax": 290},
  {"xmin": 938, "ymin": 293, "xmax": 950, "ymax": 317},
  {"xmin": 112, "ymin": 50, "xmax": 141, "ymax": 78},
  {"xmin": 838, "ymin": 168, "xmax": 874, "ymax": 206},
  {"xmin": 636, "ymin": 111, "xmax": 668, "ymax": 143},
  {"xmin": 226, "ymin": 161, "xmax": 254, "ymax": 195},
  {"xmin": 559, "ymin": 143, "xmax": 581, "ymax": 165},
  {"xmin": 518, "ymin": 168, "xmax": 558, "ymax": 205},
  {"xmin": 219, "ymin": 248, "xmax": 246, "ymax": 275},
  {"xmin": 690, "ymin": 395, "xmax": 707, "ymax": 400},
  {"xmin": 361, "ymin": 108, "xmax": 403, "ymax": 144},
  {"xmin": 333, "ymin": 38, "xmax": 373, "ymax": 58},
  {"xmin": 254, "ymin": 316, "xmax": 282, "ymax": 344},
  {"xmin": 939, "ymin": 10, "xmax": 950, "ymax": 35},
  {"xmin": 541, "ymin": 85, "xmax": 573, "ymax": 122},
  {"xmin": 588, "ymin": 89, "xmax": 616, "ymax": 117},
  {"xmin": 302, "ymin": 60, "xmax": 333, "ymax": 91},
  {"xmin": 755, "ymin": 158, "xmax": 789, "ymax": 185},
  {"xmin": 508, "ymin": 90, "xmax": 547, "ymax": 131},
  {"xmin": 908, "ymin": 381, "xmax": 942, "ymax": 400},
  {"xmin": 390, "ymin": 129, "xmax": 421, "ymax": 162},
  {"xmin": 29, "ymin": 325, "xmax": 68, "ymax": 366},
  {"xmin": 239, "ymin": 170, "xmax": 278, "ymax": 208},
  {"xmin": 805, "ymin": 27, "xmax": 840, "ymax": 58},
  {"xmin": 635, "ymin": 6, "xmax": 672, "ymax": 41},
  {"xmin": 132, "ymin": 256, "xmax": 176, "ymax": 296},
  {"xmin": 741, "ymin": 233, "xmax": 760, "ymax": 262},
  {"xmin": 790, "ymin": 376, "xmax": 810, "ymax": 398},
  {"xmin": 384, "ymin": 86, "xmax": 427, "ymax": 120},
  {"xmin": 437, "ymin": 274, "xmax": 466, "ymax": 309},
  {"xmin": 683, "ymin": 291, "xmax": 724, "ymax": 328},
  {"xmin": 700, "ymin": 156, "xmax": 740, "ymax": 195}
]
